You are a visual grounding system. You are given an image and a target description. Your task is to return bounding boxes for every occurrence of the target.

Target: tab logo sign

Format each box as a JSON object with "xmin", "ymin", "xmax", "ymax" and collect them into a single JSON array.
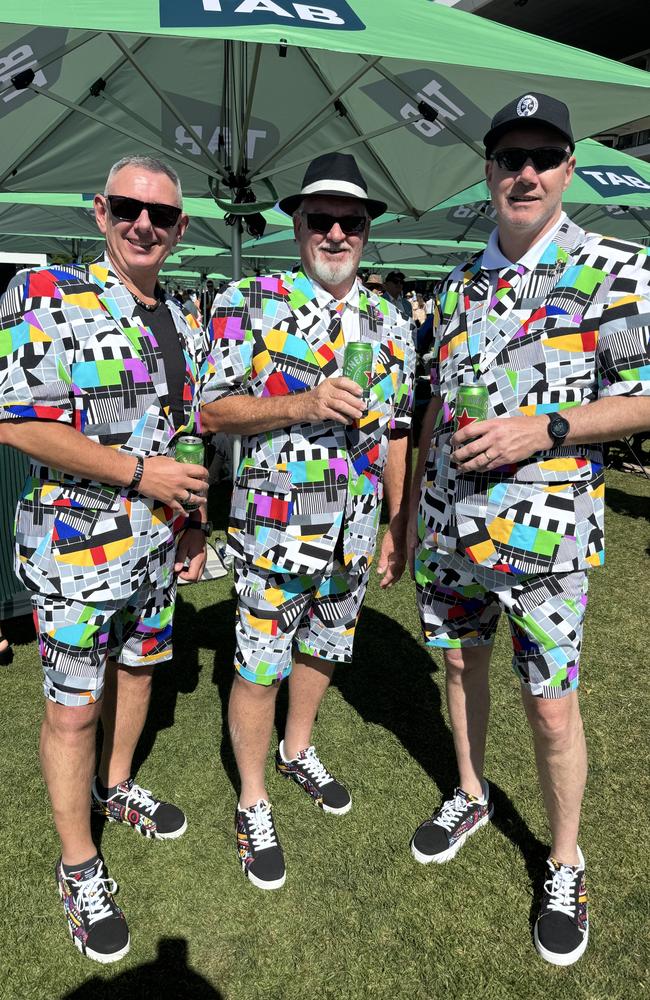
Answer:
[
  {"xmin": 577, "ymin": 165, "xmax": 650, "ymax": 198},
  {"xmin": 159, "ymin": 0, "xmax": 365, "ymax": 31}
]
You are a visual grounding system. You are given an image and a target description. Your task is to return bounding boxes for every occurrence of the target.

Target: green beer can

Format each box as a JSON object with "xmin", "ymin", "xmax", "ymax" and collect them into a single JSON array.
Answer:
[
  {"xmin": 343, "ymin": 342, "xmax": 373, "ymax": 397},
  {"xmin": 175, "ymin": 435, "xmax": 205, "ymax": 511},
  {"xmin": 454, "ymin": 384, "xmax": 489, "ymax": 432}
]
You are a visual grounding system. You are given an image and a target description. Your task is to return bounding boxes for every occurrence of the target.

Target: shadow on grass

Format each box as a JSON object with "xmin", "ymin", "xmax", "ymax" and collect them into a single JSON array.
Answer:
[
  {"xmin": 61, "ymin": 937, "xmax": 224, "ymax": 999},
  {"xmin": 606, "ymin": 485, "xmax": 650, "ymax": 521},
  {"xmin": 333, "ymin": 606, "xmax": 548, "ymax": 930}
]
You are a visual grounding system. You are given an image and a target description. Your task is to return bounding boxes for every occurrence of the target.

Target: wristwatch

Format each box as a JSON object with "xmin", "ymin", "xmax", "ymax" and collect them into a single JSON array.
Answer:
[
  {"xmin": 547, "ymin": 413, "xmax": 570, "ymax": 447},
  {"xmin": 184, "ymin": 519, "xmax": 213, "ymax": 535}
]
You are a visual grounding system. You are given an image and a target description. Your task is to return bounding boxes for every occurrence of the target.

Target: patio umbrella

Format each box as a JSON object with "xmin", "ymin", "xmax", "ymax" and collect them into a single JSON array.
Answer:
[
  {"xmin": 1, "ymin": 3, "xmax": 650, "ymax": 279},
  {"xmin": 371, "ymin": 138, "xmax": 650, "ymax": 245}
]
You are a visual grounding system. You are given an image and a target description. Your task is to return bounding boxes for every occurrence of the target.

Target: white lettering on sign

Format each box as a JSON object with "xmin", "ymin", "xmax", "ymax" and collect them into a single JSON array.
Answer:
[
  {"xmin": 0, "ymin": 44, "xmax": 47, "ymax": 103},
  {"xmin": 175, "ymin": 124, "xmax": 268, "ymax": 159},
  {"xmin": 399, "ymin": 79, "xmax": 465, "ymax": 139},
  {"xmin": 202, "ymin": 0, "xmax": 344, "ymax": 20},
  {"xmin": 582, "ymin": 169, "xmax": 650, "ymax": 191},
  {"xmin": 451, "ymin": 204, "xmax": 497, "ymax": 222}
]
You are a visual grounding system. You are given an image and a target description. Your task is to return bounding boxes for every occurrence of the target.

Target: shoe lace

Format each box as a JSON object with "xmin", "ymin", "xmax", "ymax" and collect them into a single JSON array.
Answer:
[
  {"xmin": 299, "ymin": 746, "xmax": 333, "ymax": 788},
  {"xmin": 434, "ymin": 790, "xmax": 473, "ymax": 832},
  {"xmin": 74, "ymin": 871, "xmax": 119, "ymax": 927},
  {"xmin": 544, "ymin": 864, "xmax": 579, "ymax": 918},
  {"xmin": 124, "ymin": 782, "xmax": 159, "ymax": 816},
  {"xmin": 246, "ymin": 801, "xmax": 278, "ymax": 852}
]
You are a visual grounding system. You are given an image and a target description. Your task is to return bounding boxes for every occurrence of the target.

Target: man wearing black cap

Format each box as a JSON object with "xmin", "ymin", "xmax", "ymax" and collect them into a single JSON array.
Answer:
[
  {"xmin": 384, "ymin": 270, "xmax": 412, "ymax": 321},
  {"xmin": 201, "ymin": 152, "xmax": 415, "ymax": 891},
  {"xmin": 409, "ymin": 93, "xmax": 650, "ymax": 965}
]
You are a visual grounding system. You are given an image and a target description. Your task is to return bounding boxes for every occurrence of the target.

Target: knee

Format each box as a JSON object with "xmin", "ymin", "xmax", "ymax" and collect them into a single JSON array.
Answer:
[
  {"xmin": 43, "ymin": 701, "xmax": 101, "ymax": 742},
  {"xmin": 444, "ymin": 645, "xmax": 489, "ymax": 677},
  {"xmin": 526, "ymin": 694, "xmax": 583, "ymax": 747}
]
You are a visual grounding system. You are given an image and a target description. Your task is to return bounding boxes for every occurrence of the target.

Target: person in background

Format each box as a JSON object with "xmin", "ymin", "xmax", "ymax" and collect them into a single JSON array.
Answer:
[
  {"xmin": 0, "ymin": 155, "xmax": 209, "ymax": 964},
  {"xmin": 384, "ymin": 270, "xmax": 412, "ymax": 320},
  {"xmin": 364, "ymin": 272, "xmax": 384, "ymax": 294},
  {"xmin": 412, "ymin": 293, "xmax": 427, "ymax": 327},
  {"xmin": 409, "ymin": 92, "xmax": 650, "ymax": 967}
]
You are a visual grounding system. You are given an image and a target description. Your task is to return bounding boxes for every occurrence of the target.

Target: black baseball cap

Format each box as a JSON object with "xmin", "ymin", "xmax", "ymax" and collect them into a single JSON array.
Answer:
[
  {"xmin": 483, "ymin": 93, "xmax": 575, "ymax": 157},
  {"xmin": 385, "ymin": 270, "xmax": 405, "ymax": 283}
]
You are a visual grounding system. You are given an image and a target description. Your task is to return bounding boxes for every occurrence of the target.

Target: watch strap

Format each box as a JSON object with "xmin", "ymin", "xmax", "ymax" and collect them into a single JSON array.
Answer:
[{"xmin": 127, "ymin": 456, "xmax": 144, "ymax": 490}]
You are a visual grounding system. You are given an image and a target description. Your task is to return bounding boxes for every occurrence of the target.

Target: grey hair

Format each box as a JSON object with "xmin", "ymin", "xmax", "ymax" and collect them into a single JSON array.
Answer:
[{"xmin": 104, "ymin": 156, "xmax": 183, "ymax": 203}]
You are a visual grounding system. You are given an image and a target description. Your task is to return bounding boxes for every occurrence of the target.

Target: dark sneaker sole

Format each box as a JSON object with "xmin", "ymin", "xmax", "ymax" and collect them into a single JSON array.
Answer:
[
  {"xmin": 97, "ymin": 809, "xmax": 187, "ymax": 840},
  {"xmin": 534, "ymin": 924, "xmax": 589, "ymax": 967},
  {"xmin": 57, "ymin": 884, "xmax": 131, "ymax": 964},
  {"xmin": 410, "ymin": 804, "xmax": 493, "ymax": 864}
]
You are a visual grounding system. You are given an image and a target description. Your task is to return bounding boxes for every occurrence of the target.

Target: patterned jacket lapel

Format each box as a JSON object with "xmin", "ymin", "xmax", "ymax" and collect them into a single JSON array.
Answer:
[
  {"xmin": 91, "ymin": 259, "xmax": 176, "ymax": 433},
  {"xmin": 283, "ymin": 271, "xmax": 341, "ymax": 378}
]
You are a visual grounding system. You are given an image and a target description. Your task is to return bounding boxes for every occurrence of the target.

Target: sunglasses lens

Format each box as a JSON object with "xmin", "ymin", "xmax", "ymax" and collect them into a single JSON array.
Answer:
[
  {"xmin": 149, "ymin": 204, "xmax": 182, "ymax": 228},
  {"xmin": 306, "ymin": 213, "xmax": 366, "ymax": 235},
  {"xmin": 107, "ymin": 196, "xmax": 141, "ymax": 222},
  {"xmin": 494, "ymin": 148, "xmax": 568, "ymax": 172},
  {"xmin": 107, "ymin": 195, "xmax": 181, "ymax": 228}
]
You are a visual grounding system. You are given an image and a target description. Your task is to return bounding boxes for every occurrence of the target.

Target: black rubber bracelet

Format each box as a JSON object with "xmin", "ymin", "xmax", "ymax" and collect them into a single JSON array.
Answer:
[{"xmin": 128, "ymin": 456, "xmax": 144, "ymax": 490}]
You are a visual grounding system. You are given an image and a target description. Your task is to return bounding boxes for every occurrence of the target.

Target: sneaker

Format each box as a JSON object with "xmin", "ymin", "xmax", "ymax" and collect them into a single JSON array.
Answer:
[
  {"xmin": 275, "ymin": 741, "xmax": 351, "ymax": 815},
  {"xmin": 56, "ymin": 857, "xmax": 130, "ymax": 964},
  {"xmin": 534, "ymin": 847, "xmax": 589, "ymax": 966},
  {"xmin": 411, "ymin": 780, "xmax": 493, "ymax": 864},
  {"xmin": 236, "ymin": 798, "xmax": 286, "ymax": 890},
  {"xmin": 91, "ymin": 778, "xmax": 187, "ymax": 840}
]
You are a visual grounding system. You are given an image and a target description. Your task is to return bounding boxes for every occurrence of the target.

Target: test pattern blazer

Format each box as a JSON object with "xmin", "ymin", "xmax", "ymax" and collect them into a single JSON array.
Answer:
[
  {"xmin": 419, "ymin": 219, "xmax": 650, "ymax": 575},
  {"xmin": 201, "ymin": 271, "xmax": 415, "ymax": 576},
  {"xmin": 0, "ymin": 260, "xmax": 204, "ymax": 602}
]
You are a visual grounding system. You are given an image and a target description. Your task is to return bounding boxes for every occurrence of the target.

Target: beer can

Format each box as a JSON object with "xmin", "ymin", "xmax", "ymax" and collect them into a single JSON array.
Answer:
[
  {"xmin": 343, "ymin": 342, "xmax": 373, "ymax": 396},
  {"xmin": 454, "ymin": 385, "xmax": 489, "ymax": 432},
  {"xmin": 175, "ymin": 435, "xmax": 205, "ymax": 511}
]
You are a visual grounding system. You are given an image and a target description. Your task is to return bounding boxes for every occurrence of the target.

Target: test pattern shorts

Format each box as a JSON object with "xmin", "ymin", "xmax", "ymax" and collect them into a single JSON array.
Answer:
[
  {"xmin": 233, "ymin": 556, "xmax": 371, "ymax": 686},
  {"xmin": 415, "ymin": 547, "xmax": 588, "ymax": 699},
  {"xmin": 32, "ymin": 575, "xmax": 177, "ymax": 707}
]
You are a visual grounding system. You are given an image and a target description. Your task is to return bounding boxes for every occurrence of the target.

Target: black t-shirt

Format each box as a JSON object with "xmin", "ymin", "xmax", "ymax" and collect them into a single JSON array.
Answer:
[{"xmin": 134, "ymin": 301, "xmax": 186, "ymax": 430}]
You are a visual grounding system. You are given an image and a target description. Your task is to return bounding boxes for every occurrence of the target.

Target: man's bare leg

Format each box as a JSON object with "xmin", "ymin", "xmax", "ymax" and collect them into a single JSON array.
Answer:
[
  {"xmin": 444, "ymin": 644, "xmax": 493, "ymax": 797},
  {"xmin": 40, "ymin": 699, "xmax": 102, "ymax": 865},
  {"xmin": 283, "ymin": 652, "xmax": 335, "ymax": 759},
  {"xmin": 229, "ymin": 673, "xmax": 279, "ymax": 807},
  {"xmin": 521, "ymin": 687, "xmax": 586, "ymax": 866},
  {"xmin": 97, "ymin": 660, "xmax": 153, "ymax": 788}
]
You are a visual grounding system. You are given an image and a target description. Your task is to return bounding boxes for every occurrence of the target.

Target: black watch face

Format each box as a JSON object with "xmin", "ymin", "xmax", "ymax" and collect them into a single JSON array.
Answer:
[{"xmin": 550, "ymin": 415, "xmax": 570, "ymax": 440}]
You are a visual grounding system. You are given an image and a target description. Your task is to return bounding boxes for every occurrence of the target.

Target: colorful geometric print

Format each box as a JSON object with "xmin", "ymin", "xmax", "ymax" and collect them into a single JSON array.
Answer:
[
  {"xmin": 421, "ymin": 221, "xmax": 650, "ymax": 574},
  {"xmin": 201, "ymin": 271, "xmax": 415, "ymax": 577},
  {"xmin": 32, "ymin": 548, "xmax": 176, "ymax": 707},
  {"xmin": 415, "ymin": 547, "xmax": 588, "ymax": 698},
  {"xmin": 232, "ymin": 556, "xmax": 371, "ymax": 686},
  {"xmin": 0, "ymin": 260, "xmax": 203, "ymax": 602}
]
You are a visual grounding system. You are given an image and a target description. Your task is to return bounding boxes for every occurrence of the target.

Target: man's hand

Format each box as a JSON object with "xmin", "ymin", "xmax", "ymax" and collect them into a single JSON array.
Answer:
[
  {"xmin": 174, "ymin": 528, "xmax": 207, "ymax": 583},
  {"xmin": 376, "ymin": 520, "xmax": 407, "ymax": 589},
  {"xmin": 451, "ymin": 415, "xmax": 551, "ymax": 473},
  {"xmin": 138, "ymin": 457, "xmax": 210, "ymax": 515},
  {"xmin": 296, "ymin": 377, "xmax": 365, "ymax": 425}
]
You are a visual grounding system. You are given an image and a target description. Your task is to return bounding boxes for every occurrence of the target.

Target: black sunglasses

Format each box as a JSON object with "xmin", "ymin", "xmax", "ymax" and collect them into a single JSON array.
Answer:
[
  {"xmin": 106, "ymin": 195, "xmax": 182, "ymax": 229},
  {"xmin": 489, "ymin": 147, "xmax": 570, "ymax": 173},
  {"xmin": 303, "ymin": 212, "xmax": 367, "ymax": 236}
]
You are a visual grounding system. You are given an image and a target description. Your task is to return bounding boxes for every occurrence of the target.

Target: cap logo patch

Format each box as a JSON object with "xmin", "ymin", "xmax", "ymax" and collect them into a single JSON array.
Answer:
[{"xmin": 517, "ymin": 95, "xmax": 539, "ymax": 118}]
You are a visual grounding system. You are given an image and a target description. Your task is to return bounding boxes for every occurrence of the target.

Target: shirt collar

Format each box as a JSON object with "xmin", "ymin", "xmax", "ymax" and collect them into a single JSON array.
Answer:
[
  {"xmin": 310, "ymin": 275, "xmax": 360, "ymax": 312},
  {"xmin": 482, "ymin": 211, "xmax": 567, "ymax": 272}
]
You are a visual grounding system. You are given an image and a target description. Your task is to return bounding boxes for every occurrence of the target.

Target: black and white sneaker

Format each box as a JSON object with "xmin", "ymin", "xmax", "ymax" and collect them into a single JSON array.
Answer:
[
  {"xmin": 91, "ymin": 777, "xmax": 187, "ymax": 840},
  {"xmin": 411, "ymin": 780, "xmax": 492, "ymax": 864},
  {"xmin": 56, "ymin": 857, "xmax": 130, "ymax": 964},
  {"xmin": 275, "ymin": 741, "xmax": 351, "ymax": 815},
  {"xmin": 534, "ymin": 847, "xmax": 589, "ymax": 966},
  {"xmin": 236, "ymin": 798, "xmax": 286, "ymax": 891}
]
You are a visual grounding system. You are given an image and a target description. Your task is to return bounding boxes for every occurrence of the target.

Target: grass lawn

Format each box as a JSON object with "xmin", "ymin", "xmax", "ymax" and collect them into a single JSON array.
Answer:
[{"xmin": 1, "ymin": 467, "xmax": 648, "ymax": 1000}]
